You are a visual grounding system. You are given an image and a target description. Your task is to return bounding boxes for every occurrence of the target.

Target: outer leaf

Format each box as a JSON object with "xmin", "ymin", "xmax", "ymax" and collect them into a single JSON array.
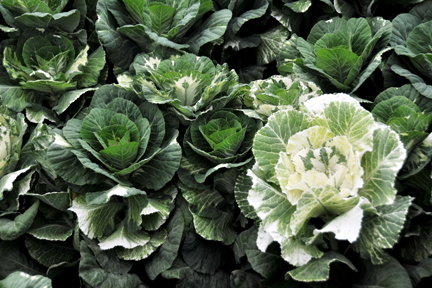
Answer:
[
  {"xmin": 0, "ymin": 241, "xmax": 44, "ymax": 278},
  {"xmin": 257, "ymin": 25, "xmax": 289, "ymax": 65},
  {"xmin": 186, "ymin": 9, "xmax": 232, "ymax": 54},
  {"xmin": 115, "ymin": 229, "xmax": 167, "ymax": 261},
  {"xmin": 287, "ymin": 252, "xmax": 357, "ymax": 282},
  {"xmin": 0, "ymin": 271, "xmax": 52, "ymax": 288},
  {"xmin": 247, "ymin": 168, "xmax": 295, "ymax": 242},
  {"xmin": 353, "ymin": 196, "xmax": 412, "ymax": 264},
  {"xmin": 354, "ymin": 256, "xmax": 412, "ymax": 288},
  {"xmin": 0, "ymin": 201, "xmax": 39, "ymax": 240},
  {"xmin": 53, "ymin": 88, "xmax": 95, "ymax": 114},
  {"xmin": 69, "ymin": 195, "xmax": 123, "ymax": 239},
  {"xmin": 359, "ymin": 126, "xmax": 406, "ymax": 206},
  {"xmin": 98, "ymin": 225, "xmax": 150, "ymax": 250},
  {"xmin": 25, "ymin": 236, "xmax": 77, "ymax": 267},
  {"xmin": 144, "ymin": 208, "xmax": 185, "ymax": 280}
]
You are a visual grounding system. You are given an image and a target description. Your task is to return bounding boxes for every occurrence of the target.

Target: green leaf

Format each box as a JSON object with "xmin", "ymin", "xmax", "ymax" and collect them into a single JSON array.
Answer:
[
  {"xmin": 144, "ymin": 208, "xmax": 185, "ymax": 280},
  {"xmin": 149, "ymin": 3, "xmax": 175, "ymax": 35},
  {"xmin": 353, "ymin": 196, "xmax": 412, "ymax": 265},
  {"xmin": 0, "ymin": 201, "xmax": 39, "ymax": 240},
  {"xmin": 25, "ymin": 235, "xmax": 77, "ymax": 267},
  {"xmin": 73, "ymin": 46, "xmax": 106, "ymax": 88},
  {"xmin": 354, "ymin": 256, "xmax": 412, "ymax": 288},
  {"xmin": 359, "ymin": 126, "xmax": 406, "ymax": 206},
  {"xmin": 79, "ymin": 240, "xmax": 143, "ymax": 287},
  {"xmin": 257, "ymin": 25, "xmax": 289, "ymax": 65},
  {"xmin": 0, "ymin": 167, "xmax": 32, "ymax": 200},
  {"xmin": 400, "ymin": 220, "xmax": 432, "ymax": 262},
  {"xmin": 0, "ymin": 85, "xmax": 37, "ymax": 112},
  {"xmin": 225, "ymin": 0, "xmax": 268, "ymax": 38},
  {"xmin": 247, "ymin": 168, "xmax": 295, "ymax": 241},
  {"xmin": 406, "ymin": 21, "xmax": 432, "ymax": 55},
  {"xmin": 115, "ymin": 229, "xmax": 168, "ymax": 260},
  {"xmin": 95, "ymin": 0, "xmax": 140, "ymax": 69},
  {"xmin": 27, "ymin": 218, "xmax": 73, "ymax": 241},
  {"xmin": 404, "ymin": 258, "xmax": 432, "ymax": 287},
  {"xmin": 20, "ymin": 80, "xmax": 76, "ymax": 95},
  {"xmin": 100, "ymin": 142, "xmax": 140, "ymax": 170},
  {"xmin": 234, "ymin": 169, "xmax": 260, "ymax": 222},
  {"xmin": 287, "ymin": 252, "xmax": 357, "ymax": 282},
  {"xmin": 0, "ymin": 241, "xmax": 44, "ymax": 278},
  {"xmin": 53, "ymin": 88, "xmax": 95, "ymax": 114},
  {"xmin": 315, "ymin": 48, "xmax": 360, "ymax": 84},
  {"xmin": 186, "ymin": 9, "xmax": 232, "ymax": 54},
  {"xmin": 98, "ymin": 224, "xmax": 150, "ymax": 250},
  {"xmin": 0, "ymin": 271, "xmax": 52, "ymax": 288},
  {"xmin": 69, "ymin": 195, "xmax": 123, "ymax": 239}
]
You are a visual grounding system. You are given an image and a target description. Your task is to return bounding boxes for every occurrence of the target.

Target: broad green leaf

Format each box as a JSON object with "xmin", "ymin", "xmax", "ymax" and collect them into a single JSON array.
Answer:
[
  {"xmin": 406, "ymin": 21, "xmax": 432, "ymax": 55},
  {"xmin": 290, "ymin": 185, "xmax": 359, "ymax": 235},
  {"xmin": 0, "ymin": 201, "xmax": 39, "ymax": 240},
  {"xmin": 98, "ymin": 224, "xmax": 150, "ymax": 250},
  {"xmin": 247, "ymin": 168, "xmax": 295, "ymax": 241},
  {"xmin": 1, "ymin": 0, "xmax": 52, "ymax": 14},
  {"xmin": 0, "ymin": 241, "xmax": 44, "ymax": 278},
  {"xmin": 253, "ymin": 109, "xmax": 311, "ymax": 183},
  {"xmin": 307, "ymin": 18, "xmax": 346, "ymax": 45},
  {"xmin": 335, "ymin": 17, "xmax": 371, "ymax": 56},
  {"xmin": 192, "ymin": 211, "xmax": 236, "ymax": 245},
  {"xmin": 27, "ymin": 218, "xmax": 73, "ymax": 241},
  {"xmin": 0, "ymin": 271, "xmax": 52, "ymax": 288},
  {"xmin": 73, "ymin": 46, "xmax": 106, "ymax": 88},
  {"xmin": 404, "ymin": 258, "xmax": 432, "ymax": 287},
  {"xmin": 257, "ymin": 24, "xmax": 289, "ymax": 65},
  {"xmin": 131, "ymin": 138, "xmax": 181, "ymax": 190},
  {"xmin": 79, "ymin": 240, "xmax": 143, "ymax": 287},
  {"xmin": 53, "ymin": 88, "xmax": 95, "ymax": 114},
  {"xmin": 225, "ymin": 0, "xmax": 268, "ymax": 38},
  {"xmin": 0, "ymin": 85, "xmax": 37, "ymax": 112},
  {"xmin": 359, "ymin": 126, "xmax": 406, "ymax": 206},
  {"xmin": 20, "ymin": 80, "xmax": 76, "ymax": 95},
  {"xmin": 100, "ymin": 142, "xmax": 140, "ymax": 170},
  {"xmin": 51, "ymin": 10, "xmax": 81, "ymax": 32},
  {"xmin": 0, "ymin": 166, "xmax": 32, "ymax": 200},
  {"xmin": 69, "ymin": 195, "xmax": 123, "ymax": 239},
  {"xmin": 186, "ymin": 9, "xmax": 232, "ymax": 54},
  {"xmin": 316, "ymin": 48, "xmax": 360, "ymax": 84},
  {"xmin": 279, "ymin": 236, "xmax": 323, "ymax": 267},
  {"xmin": 144, "ymin": 208, "xmax": 185, "ymax": 280},
  {"xmin": 391, "ymin": 64, "xmax": 432, "ymax": 99},
  {"xmin": 354, "ymin": 256, "xmax": 412, "ymax": 288},
  {"xmin": 85, "ymin": 184, "xmax": 146, "ymax": 205},
  {"xmin": 181, "ymin": 228, "xmax": 221, "ymax": 274},
  {"xmin": 95, "ymin": 0, "xmax": 141, "ymax": 69},
  {"xmin": 287, "ymin": 252, "xmax": 357, "ymax": 282},
  {"xmin": 353, "ymin": 196, "xmax": 412, "ymax": 265},
  {"xmin": 400, "ymin": 220, "xmax": 432, "ymax": 262},
  {"xmin": 234, "ymin": 169, "xmax": 260, "ymax": 222},
  {"xmin": 149, "ymin": 3, "xmax": 175, "ymax": 35},
  {"xmin": 25, "ymin": 236, "xmax": 77, "ymax": 267},
  {"xmin": 116, "ymin": 229, "xmax": 168, "ymax": 260},
  {"xmin": 391, "ymin": 14, "xmax": 421, "ymax": 47},
  {"xmin": 285, "ymin": 0, "xmax": 312, "ymax": 13}
]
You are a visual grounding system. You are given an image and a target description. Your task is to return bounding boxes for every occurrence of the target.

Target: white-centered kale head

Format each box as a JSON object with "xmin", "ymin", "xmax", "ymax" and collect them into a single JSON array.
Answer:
[{"xmin": 245, "ymin": 93, "xmax": 412, "ymax": 281}]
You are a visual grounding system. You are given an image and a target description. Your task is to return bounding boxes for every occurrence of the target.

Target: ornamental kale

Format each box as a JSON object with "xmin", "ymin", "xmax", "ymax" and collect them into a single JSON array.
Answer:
[
  {"xmin": 244, "ymin": 94, "xmax": 411, "ymax": 281},
  {"xmin": 47, "ymin": 84, "xmax": 181, "ymax": 190},
  {"xmin": 0, "ymin": 33, "xmax": 105, "ymax": 122},
  {"xmin": 277, "ymin": 17, "xmax": 392, "ymax": 94}
]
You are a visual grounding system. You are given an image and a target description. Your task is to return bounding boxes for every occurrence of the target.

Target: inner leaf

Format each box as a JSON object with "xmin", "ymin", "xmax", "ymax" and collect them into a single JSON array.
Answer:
[
  {"xmin": 100, "ymin": 142, "xmax": 140, "ymax": 169},
  {"xmin": 100, "ymin": 125, "xmax": 130, "ymax": 147}
]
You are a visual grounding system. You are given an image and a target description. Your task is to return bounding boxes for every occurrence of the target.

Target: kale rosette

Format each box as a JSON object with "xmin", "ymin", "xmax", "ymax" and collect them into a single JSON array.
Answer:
[{"xmin": 48, "ymin": 84, "xmax": 181, "ymax": 190}]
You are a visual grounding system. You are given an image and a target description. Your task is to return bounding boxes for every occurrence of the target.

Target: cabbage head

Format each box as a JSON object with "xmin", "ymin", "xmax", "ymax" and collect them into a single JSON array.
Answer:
[
  {"xmin": 243, "ymin": 75, "xmax": 322, "ymax": 119},
  {"xmin": 1, "ymin": 33, "xmax": 106, "ymax": 122},
  {"xmin": 245, "ymin": 94, "xmax": 412, "ymax": 281},
  {"xmin": 132, "ymin": 53, "xmax": 241, "ymax": 121},
  {"xmin": 48, "ymin": 85, "xmax": 181, "ymax": 190},
  {"xmin": 387, "ymin": 0, "xmax": 432, "ymax": 99},
  {"xmin": 182, "ymin": 109, "xmax": 259, "ymax": 183},
  {"xmin": 0, "ymin": 0, "xmax": 84, "ymax": 34}
]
